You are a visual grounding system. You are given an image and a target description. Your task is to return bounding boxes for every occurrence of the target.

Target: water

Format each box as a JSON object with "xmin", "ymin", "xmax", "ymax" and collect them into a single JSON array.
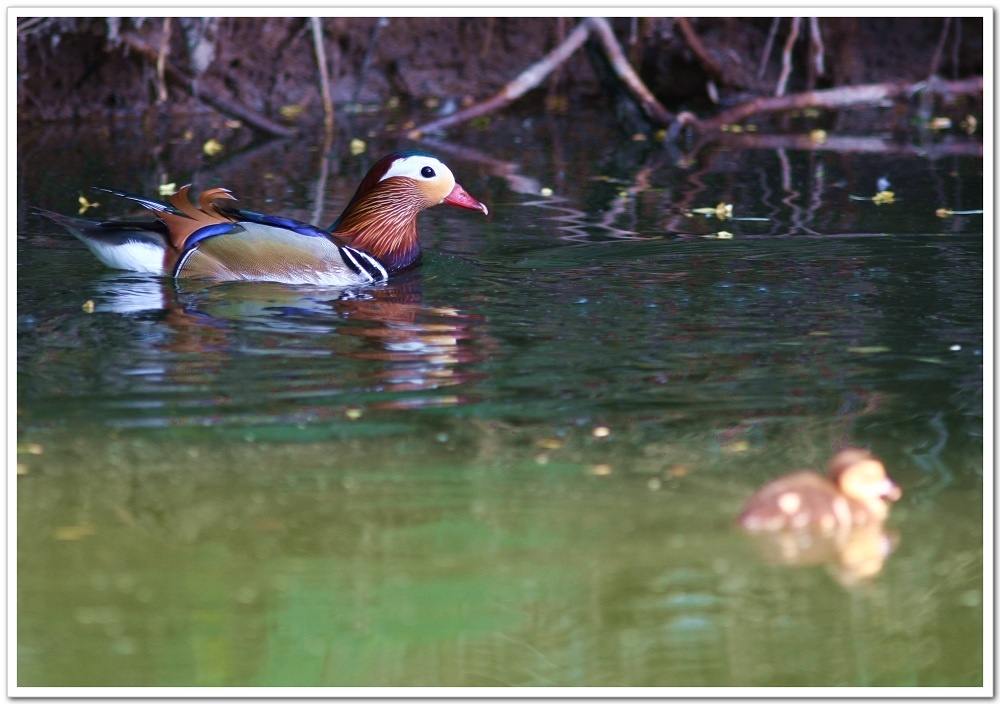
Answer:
[{"xmin": 16, "ymin": 110, "xmax": 985, "ymax": 689}]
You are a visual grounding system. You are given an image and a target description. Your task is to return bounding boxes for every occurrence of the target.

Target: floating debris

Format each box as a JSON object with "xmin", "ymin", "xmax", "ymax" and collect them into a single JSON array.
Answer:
[
  {"xmin": 849, "ymin": 190, "xmax": 896, "ymax": 205},
  {"xmin": 936, "ymin": 207, "xmax": 984, "ymax": 217},
  {"xmin": 77, "ymin": 195, "xmax": 99, "ymax": 215},
  {"xmin": 202, "ymin": 138, "xmax": 224, "ymax": 156},
  {"xmin": 55, "ymin": 523, "xmax": 96, "ymax": 541},
  {"xmin": 691, "ymin": 202, "xmax": 733, "ymax": 220}
]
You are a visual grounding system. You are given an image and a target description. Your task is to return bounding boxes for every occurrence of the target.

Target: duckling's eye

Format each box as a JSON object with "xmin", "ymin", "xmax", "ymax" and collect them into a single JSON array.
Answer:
[{"xmin": 421, "ymin": 166, "xmax": 435, "ymax": 178}]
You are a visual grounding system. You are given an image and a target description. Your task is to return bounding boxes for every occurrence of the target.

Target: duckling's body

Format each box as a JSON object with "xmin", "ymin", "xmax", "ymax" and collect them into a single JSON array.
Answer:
[
  {"xmin": 738, "ymin": 448, "xmax": 901, "ymax": 534},
  {"xmin": 35, "ymin": 151, "xmax": 488, "ymax": 286}
]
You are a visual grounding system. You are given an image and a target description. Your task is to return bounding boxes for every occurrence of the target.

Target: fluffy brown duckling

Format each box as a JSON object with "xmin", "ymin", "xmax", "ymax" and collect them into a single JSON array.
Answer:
[{"xmin": 737, "ymin": 448, "xmax": 902, "ymax": 534}]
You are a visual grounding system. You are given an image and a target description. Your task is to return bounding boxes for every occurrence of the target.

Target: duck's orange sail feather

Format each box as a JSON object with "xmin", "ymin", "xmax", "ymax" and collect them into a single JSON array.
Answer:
[{"xmin": 159, "ymin": 186, "xmax": 238, "ymax": 251}]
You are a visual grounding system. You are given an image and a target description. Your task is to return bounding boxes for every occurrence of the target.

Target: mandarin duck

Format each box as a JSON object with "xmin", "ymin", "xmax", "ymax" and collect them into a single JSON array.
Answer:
[
  {"xmin": 737, "ymin": 448, "xmax": 902, "ymax": 534},
  {"xmin": 34, "ymin": 151, "xmax": 488, "ymax": 286}
]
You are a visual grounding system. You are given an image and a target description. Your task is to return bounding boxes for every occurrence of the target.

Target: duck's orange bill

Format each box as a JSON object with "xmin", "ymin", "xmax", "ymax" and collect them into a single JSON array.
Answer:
[{"xmin": 444, "ymin": 183, "xmax": 489, "ymax": 215}]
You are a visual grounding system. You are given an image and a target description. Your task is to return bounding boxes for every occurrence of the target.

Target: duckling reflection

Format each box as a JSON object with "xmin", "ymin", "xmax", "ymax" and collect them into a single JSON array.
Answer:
[{"xmin": 738, "ymin": 448, "xmax": 902, "ymax": 584}]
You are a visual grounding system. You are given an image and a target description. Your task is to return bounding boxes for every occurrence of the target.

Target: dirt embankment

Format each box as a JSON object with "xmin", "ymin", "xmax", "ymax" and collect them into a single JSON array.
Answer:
[{"xmin": 16, "ymin": 17, "xmax": 984, "ymax": 130}]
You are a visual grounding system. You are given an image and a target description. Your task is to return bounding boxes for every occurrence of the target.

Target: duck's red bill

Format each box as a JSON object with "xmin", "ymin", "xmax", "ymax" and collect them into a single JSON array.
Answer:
[{"xmin": 444, "ymin": 183, "xmax": 489, "ymax": 215}]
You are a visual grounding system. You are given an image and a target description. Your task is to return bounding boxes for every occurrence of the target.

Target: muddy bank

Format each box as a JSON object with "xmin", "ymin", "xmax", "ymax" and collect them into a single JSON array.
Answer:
[{"xmin": 16, "ymin": 17, "xmax": 985, "ymax": 133}]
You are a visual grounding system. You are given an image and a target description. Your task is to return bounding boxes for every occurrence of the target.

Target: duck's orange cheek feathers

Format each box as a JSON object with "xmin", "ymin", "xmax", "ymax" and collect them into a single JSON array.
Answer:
[{"xmin": 443, "ymin": 183, "xmax": 489, "ymax": 215}]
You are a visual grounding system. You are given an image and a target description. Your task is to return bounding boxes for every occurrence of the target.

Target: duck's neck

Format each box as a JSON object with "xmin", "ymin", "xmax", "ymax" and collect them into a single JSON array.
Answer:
[{"xmin": 333, "ymin": 187, "xmax": 424, "ymax": 273}]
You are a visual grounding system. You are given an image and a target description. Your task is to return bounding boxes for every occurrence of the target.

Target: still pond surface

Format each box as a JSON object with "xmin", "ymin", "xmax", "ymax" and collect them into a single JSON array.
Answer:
[{"xmin": 17, "ymin": 109, "xmax": 985, "ymax": 689}]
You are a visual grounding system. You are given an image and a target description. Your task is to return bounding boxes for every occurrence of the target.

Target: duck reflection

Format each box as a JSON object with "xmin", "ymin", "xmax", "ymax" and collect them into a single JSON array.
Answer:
[
  {"xmin": 84, "ymin": 269, "xmax": 492, "ymax": 412},
  {"xmin": 325, "ymin": 275, "xmax": 491, "ymax": 406}
]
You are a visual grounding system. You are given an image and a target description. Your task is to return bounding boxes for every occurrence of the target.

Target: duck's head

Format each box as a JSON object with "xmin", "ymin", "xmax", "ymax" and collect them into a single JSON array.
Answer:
[
  {"xmin": 828, "ymin": 448, "xmax": 902, "ymax": 519},
  {"xmin": 331, "ymin": 151, "xmax": 487, "ymax": 272}
]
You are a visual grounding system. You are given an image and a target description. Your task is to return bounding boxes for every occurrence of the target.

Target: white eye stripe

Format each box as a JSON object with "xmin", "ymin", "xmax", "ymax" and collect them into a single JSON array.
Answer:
[{"xmin": 380, "ymin": 156, "xmax": 453, "ymax": 183}]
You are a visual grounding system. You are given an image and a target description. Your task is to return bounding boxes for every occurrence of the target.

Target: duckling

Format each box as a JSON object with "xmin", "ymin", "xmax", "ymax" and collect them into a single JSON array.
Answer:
[{"xmin": 737, "ymin": 448, "xmax": 902, "ymax": 534}]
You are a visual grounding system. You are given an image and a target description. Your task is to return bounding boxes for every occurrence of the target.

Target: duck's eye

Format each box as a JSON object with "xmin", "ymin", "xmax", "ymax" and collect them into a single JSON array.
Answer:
[{"xmin": 421, "ymin": 166, "xmax": 435, "ymax": 178}]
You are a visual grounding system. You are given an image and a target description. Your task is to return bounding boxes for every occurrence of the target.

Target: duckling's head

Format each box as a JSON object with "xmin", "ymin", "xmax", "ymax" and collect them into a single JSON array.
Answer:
[{"xmin": 828, "ymin": 448, "xmax": 901, "ymax": 520}]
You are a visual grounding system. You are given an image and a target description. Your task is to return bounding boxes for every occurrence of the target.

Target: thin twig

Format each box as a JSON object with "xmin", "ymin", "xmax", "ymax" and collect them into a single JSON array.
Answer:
[
  {"xmin": 775, "ymin": 16, "xmax": 800, "ymax": 97},
  {"xmin": 310, "ymin": 17, "xmax": 335, "ymax": 139},
  {"xmin": 809, "ymin": 17, "xmax": 825, "ymax": 77},
  {"xmin": 352, "ymin": 17, "xmax": 388, "ymax": 105},
  {"xmin": 758, "ymin": 18, "xmax": 780, "ymax": 80},
  {"xmin": 119, "ymin": 33, "xmax": 296, "ymax": 138},
  {"xmin": 156, "ymin": 17, "xmax": 171, "ymax": 103},
  {"xmin": 674, "ymin": 17, "xmax": 726, "ymax": 84}
]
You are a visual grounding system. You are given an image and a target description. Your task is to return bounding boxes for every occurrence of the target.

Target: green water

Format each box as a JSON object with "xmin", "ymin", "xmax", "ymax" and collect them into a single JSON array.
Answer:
[{"xmin": 16, "ymin": 111, "xmax": 985, "ymax": 689}]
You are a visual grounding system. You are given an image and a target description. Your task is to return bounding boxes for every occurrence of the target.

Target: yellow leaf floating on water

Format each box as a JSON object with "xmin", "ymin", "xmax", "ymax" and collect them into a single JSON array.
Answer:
[
  {"xmin": 202, "ymin": 138, "xmax": 224, "ymax": 156},
  {"xmin": 809, "ymin": 129, "xmax": 828, "ymax": 144},
  {"xmin": 961, "ymin": 115, "xmax": 977, "ymax": 134},
  {"xmin": 849, "ymin": 190, "xmax": 896, "ymax": 205},
  {"xmin": 349, "ymin": 138, "xmax": 367, "ymax": 155},
  {"xmin": 81, "ymin": 299, "xmax": 95, "ymax": 313},
  {"xmin": 157, "ymin": 182, "xmax": 177, "ymax": 196},
  {"xmin": 55, "ymin": 523, "xmax": 95, "ymax": 541},
  {"xmin": 77, "ymin": 196, "xmax": 99, "ymax": 214},
  {"xmin": 927, "ymin": 116, "xmax": 952, "ymax": 131}
]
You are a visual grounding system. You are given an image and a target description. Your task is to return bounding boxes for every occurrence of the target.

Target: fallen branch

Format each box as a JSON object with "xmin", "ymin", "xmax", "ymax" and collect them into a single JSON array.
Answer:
[
  {"xmin": 585, "ymin": 17, "xmax": 673, "ymax": 125},
  {"xmin": 407, "ymin": 20, "xmax": 591, "ymax": 138},
  {"xmin": 407, "ymin": 17, "xmax": 672, "ymax": 138},
  {"xmin": 703, "ymin": 131, "xmax": 984, "ymax": 158},
  {"xmin": 692, "ymin": 76, "xmax": 983, "ymax": 133},
  {"xmin": 119, "ymin": 33, "xmax": 296, "ymax": 138}
]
